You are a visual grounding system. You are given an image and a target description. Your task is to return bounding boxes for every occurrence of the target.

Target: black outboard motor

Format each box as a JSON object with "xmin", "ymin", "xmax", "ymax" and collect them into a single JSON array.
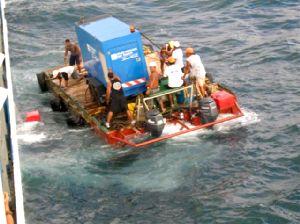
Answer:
[
  {"xmin": 145, "ymin": 109, "xmax": 165, "ymax": 137},
  {"xmin": 199, "ymin": 97, "xmax": 219, "ymax": 124}
]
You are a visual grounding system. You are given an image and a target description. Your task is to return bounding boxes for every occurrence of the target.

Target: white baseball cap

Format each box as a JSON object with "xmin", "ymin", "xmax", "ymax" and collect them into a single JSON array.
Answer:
[
  {"xmin": 149, "ymin": 61, "xmax": 157, "ymax": 67},
  {"xmin": 173, "ymin": 41, "xmax": 180, "ymax": 48},
  {"xmin": 52, "ymin": 70, "xmax": 59, "ymax": 78}
]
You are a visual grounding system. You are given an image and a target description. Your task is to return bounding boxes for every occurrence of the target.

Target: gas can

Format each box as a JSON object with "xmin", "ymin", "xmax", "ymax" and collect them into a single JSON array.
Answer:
[{"xmin": 211, "ymin": 91, "xmax": 236, "ymax": 113}]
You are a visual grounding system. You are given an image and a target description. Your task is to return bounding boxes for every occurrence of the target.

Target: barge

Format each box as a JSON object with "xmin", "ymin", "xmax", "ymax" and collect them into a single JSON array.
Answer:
[{"xmin": 36, "ymin": 16, "xmax": 244, "ymax": 148}]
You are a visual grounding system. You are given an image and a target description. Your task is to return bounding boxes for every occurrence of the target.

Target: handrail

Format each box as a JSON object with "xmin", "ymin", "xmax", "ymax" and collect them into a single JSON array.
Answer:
[
  {"xmin": 142, "ymin": 85, "xmax": 192, "ymax": 111},
  {"xmin": 0, "ymin": 0, "xmax": 26, "ymax": 223},
  {"xmin": 110, "ymin": 110, "xmax": 244, "ymax": 148},
  {"xmin": 143, "ymin": 85, "xmax": 191, "ymax": 102}
]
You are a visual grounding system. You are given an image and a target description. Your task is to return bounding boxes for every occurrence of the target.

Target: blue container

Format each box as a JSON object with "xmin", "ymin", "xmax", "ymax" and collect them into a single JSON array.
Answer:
[{"xmin": 75, "ymin": 16, "xmax": 149, "ymax": 96}]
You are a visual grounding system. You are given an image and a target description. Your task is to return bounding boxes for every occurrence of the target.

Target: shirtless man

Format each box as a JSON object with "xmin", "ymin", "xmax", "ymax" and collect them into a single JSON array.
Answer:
[
  {"xmin": 64, "ymin": 39, "xmax": 83, "ymax": 72},
  {"xmin": 159, "ymin": 42, "xmax": 173, "ymax": 74},
  {"xmin": 146, "ymin": 61, "xmax": 166, "ymax": 112}
]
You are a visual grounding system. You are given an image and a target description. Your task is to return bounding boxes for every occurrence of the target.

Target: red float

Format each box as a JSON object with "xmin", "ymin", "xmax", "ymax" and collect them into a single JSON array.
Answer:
[{"xmin": 25, "ymin": 110, "xmax": 41, "ymax": 122}]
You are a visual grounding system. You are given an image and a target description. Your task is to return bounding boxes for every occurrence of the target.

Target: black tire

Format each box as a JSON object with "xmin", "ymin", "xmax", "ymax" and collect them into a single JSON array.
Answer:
[
  {"xmin": 66, "ymin": 114, "xmax": 85, "ymax": 127},
  {"xmin": 50, "ymin": 98, "xmax": 68, "ymax": 112},
  {"xmin": 206, "ymin": 73, "xmax": 214, "ymax": 83},
  {"xmin": 36, "ymin": 72, "xmax": 48, "ymax": 92},
  {"xmin": 88, "ymin": 82, "xmax": 106, "ymax": 106}
]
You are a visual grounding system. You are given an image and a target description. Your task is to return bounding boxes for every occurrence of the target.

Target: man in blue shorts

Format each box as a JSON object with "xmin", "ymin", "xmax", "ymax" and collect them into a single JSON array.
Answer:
[{"xmin": 64, "ymin": 39, "xmax": 83, "ymax": 72}]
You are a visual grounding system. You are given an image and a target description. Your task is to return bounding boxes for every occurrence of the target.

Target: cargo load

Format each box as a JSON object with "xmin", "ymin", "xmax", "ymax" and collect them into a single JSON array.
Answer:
[{"xmin": 75, "ymin": 16, "xmax": 148, "ymax": 96}]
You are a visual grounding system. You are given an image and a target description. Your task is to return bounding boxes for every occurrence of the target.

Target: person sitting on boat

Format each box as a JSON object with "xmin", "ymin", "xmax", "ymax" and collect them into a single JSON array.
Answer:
[
  {"xmin": 171, "ymin": 41, "xmax": 184, "ymax": 72},
  {"xmin": 64, "ymin": 39, "xmax": 83, "ymax": 72},
  {"xmin": 183, "ymin": 47, "xmax": 207, "ymax": 98},
  {"xmin": 159, "ymin": 42, "xmax": 174, "ymax": 74},
  {"xmin": 163, "ymin": 57, "xmax": 184, "ymax": 107},
  {"xmin": 105, "ymin": 71, "xmax": 134, "ymax": 129},
  {"xmin": 146, "ymin": 61, "xmax": 166, "ymax": 113},
  {"xmin": 52, "ymin": 66, "xmax": 79, "ymax": 88},
  {"xmin": 164, "ymin": 57, "xmax": 184, "ymax": 88}
]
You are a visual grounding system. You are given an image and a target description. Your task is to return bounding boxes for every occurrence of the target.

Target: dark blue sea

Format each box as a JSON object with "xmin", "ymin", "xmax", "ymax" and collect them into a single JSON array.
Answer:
[{"xmin": 6, "ymin": 0, "xmax": 300, "ymax": 223}]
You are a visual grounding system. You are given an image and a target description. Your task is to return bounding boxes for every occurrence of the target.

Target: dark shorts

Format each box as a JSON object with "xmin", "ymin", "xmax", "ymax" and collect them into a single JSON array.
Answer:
[
  {"xmin": 109, "ymin": 94, "xmax": 128, "ymax": 113},
  {"xmin": 149, "ymin": 87, "xmax": 162, "ymax": 101},
  {"xmin": 69, "ymin": 54, "xmax": 80, "ymax": 66},
  {"xmin": 60, "ymin": 72, "xmax": 69, "ymax": 80}
]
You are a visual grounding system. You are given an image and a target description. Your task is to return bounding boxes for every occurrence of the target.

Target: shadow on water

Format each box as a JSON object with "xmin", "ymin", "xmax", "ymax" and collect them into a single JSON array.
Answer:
[
  {"xmin": 202, "ymin": 126, "xmax": 251, "ymax": 147},
  {"xmin": 88, "ymin": 150, "xmax": 142, "ymax": 172},
  {"xmin": 86, "ymin": 143, "xmax": 165, "ymax": 173}
]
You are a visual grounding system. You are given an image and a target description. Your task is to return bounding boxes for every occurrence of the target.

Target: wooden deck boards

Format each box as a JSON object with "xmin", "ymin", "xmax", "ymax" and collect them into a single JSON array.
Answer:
[
  {"xmin": 46, "ymin": 51, "xmax": 164, "ymax": 127},
  {"xmin": 52, "ymin": 77, "xmax": 100, "ymax": 111}
]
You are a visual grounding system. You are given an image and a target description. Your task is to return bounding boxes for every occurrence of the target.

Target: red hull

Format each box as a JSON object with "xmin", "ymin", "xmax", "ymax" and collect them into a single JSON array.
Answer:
[{"xmin": 92, "ymin": 101, "xmax": 244, "ymax": 148}]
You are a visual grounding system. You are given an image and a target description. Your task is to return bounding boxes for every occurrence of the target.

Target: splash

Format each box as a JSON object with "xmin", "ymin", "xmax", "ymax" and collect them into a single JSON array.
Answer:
[
  {"xmin": 17, "ymin": 122, "xmax": 47, "ymax": 143},
  {"xmin": 160, "ymin": 107, "xmax": 260, "ymax": 141},
  {"xmin": 213, "ymin": 108, "xmax": 260, "ymax": 132}
]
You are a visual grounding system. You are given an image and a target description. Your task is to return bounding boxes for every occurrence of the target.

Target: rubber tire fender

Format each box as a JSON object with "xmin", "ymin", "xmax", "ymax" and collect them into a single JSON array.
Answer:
[
  {"xmin": 36, "ymin": 72, "xmax": 48, "ymax": 92},
  {"xmin": 66, "ymin": 114, "xmax": 85, "ymax": 127},
  {"xmin": 50, "ymin": 98, "xmax": 68, "ymax": 112}
]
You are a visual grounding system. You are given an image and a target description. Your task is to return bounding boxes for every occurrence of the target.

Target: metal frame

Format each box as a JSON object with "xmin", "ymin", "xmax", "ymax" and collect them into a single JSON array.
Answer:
[
  {"xmin": 110, "ymin": 101, "xmax": 244, "ymax": 148},
  {"xmin": 142, "ymin": 85, "xmax": 193, "ymax": 111}
]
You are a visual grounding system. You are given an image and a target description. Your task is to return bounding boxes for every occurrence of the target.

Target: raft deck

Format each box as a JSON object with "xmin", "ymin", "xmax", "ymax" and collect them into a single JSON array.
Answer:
[{"xmin": 41, "ymin": 63, "xmax": 244, "ymax": 148}]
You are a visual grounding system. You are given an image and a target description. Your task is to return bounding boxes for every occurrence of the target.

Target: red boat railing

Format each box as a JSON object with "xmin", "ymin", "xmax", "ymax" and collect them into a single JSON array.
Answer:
[{"xmin": 109, "ymin": 102, "xmax": 244, "ymax": 148}]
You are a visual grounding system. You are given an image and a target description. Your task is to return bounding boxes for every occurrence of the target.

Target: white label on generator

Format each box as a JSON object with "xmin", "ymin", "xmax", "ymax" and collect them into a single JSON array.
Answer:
[
  {"xmin": 111, "ymin": 48, "xmax": 138, "ymax": 61},
  {"xmin": 86, "ymin": 44, "xmax": 97, "ymax": 60}
]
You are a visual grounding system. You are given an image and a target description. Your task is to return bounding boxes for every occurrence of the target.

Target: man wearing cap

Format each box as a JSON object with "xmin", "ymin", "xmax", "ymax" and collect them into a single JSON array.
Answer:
[
  {"xmin": 164, "ymin": 57, "xmax": 184, "ymax": 107},
  {"xmin": 164, "ymin": 57, "xmax": 183, "ymax": 88},
  {"xmin": 146, "ymin": 61, "xmax": 166, "ymax": 112},
  {"xmin": 171, "ymin": 41, "xmax": 184, "ymax": 72},
  {"xmin": 183, "ymin": 48, "xmax": 207, "ymax": 98},
  {"xmin": 52, "ymin": 65, "xmax": 79, "ymax": 88}
]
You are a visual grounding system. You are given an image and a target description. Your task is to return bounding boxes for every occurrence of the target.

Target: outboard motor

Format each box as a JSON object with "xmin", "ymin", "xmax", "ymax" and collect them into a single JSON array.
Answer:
[
  {"xmin": 199, "ymin": 97, "xmax": 219, "ymax": 124},
  {"xmin": 145, "ymin": 109, "xmax": 165, "ymax": 137}
]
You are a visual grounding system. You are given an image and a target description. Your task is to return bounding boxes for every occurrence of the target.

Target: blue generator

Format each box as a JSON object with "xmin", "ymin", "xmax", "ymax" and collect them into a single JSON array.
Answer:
[{"xmin": 75, "ymin": 16, "xmax": 149, "ymax": 97}]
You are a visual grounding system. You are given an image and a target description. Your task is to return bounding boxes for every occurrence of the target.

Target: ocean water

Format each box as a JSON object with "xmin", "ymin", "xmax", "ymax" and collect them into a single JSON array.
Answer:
[{"xmin": 6, "ymin": 0, "xmax": 300, "ymax": 223}]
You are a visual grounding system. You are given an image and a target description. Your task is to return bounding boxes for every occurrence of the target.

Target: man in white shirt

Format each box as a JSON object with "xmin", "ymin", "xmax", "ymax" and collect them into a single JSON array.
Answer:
[
  {"xmin": 171, "ymin": 41, "xmax": 184, "ymax": 72},
  {"xmin": 183, "ymin": 47, "xmax": 206, "ymax": 98},
  {"xmin": 164, "ymin": 57, "xmax": 183, "ymax": 106},
  {"xmin": 52, "ymin": 66, "xmax": 79, "ymax": 88},
  {"xmin": 164, "ymin": 57, "xmax": 183, "ymax": 88}
]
